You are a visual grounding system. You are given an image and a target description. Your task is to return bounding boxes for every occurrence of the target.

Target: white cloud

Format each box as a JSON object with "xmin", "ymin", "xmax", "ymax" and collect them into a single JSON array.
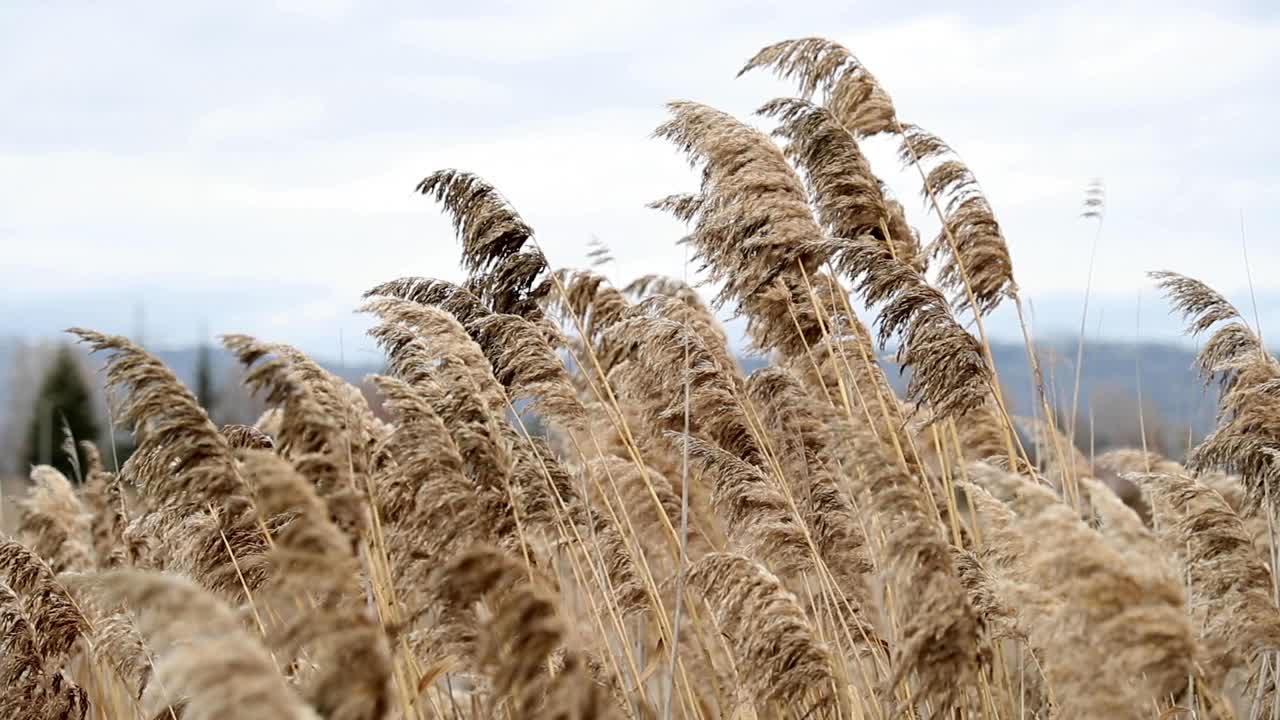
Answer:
[
  {"xmin": 189, "ymin": 97, "xmax": 329, "ymax": 146},
  {"xmin": 1, "ymin": 1, "xmax": 1277, "ymax": 349},
  {"xmin": 270, "ymin": 0, "xmax": 353, "ymax": 21}
]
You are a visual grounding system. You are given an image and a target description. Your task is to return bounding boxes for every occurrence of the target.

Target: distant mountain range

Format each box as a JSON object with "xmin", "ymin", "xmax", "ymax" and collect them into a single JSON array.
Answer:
[
  {"xmin": 736, "ymin": 337, "xmax": 1221, "ymax": 454},
  {"xmin": 0, "ymin": 335, "xmax": 1231, "ymax": 474}
]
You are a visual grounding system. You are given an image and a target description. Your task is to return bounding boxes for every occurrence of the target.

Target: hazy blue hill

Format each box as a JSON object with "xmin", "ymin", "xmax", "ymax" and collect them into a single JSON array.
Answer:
[
  {"xmin": 738, "ymin": 338, "xmax": 1222, "ymax": 451},
  {"xmin": 145, "ymin": 346, "xmax": 383, "ymax": 389},
  {"xmin": 0, "ymin": 334, "xmax": 1239, "ymax": 472},
  {"xmin": 986, "ymin": 338, "xmax": 1220, "ymax": 445}
]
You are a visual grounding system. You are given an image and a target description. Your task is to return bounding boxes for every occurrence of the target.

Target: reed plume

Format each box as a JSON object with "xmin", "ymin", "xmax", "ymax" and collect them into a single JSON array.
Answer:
[
  {"xmin": 0, "ymin": 540, "xmax": 89, "ymax": 676},
  {"xmin": 20, "ymin": 466, "xmax": 93, "ymax": 574},
  {"xmin": 831, "ymin": 236, "xmax": 992, "ymax": 418},
  {"xmin": 364, "ymin": 291, "xmax": 582, "ymax": 428},
  {"xmin": 744, "ymin": 37, "xmax": 1016, "ymax": 315},
  {"xmin": 68, "ymin": 328, "xmax": 241, "ymax": 514},
  {"xmin": 0, "ymin": 580, "xmax": 89, "ymax": 720},
  {"xmin": 80, "ymin": 446, "xmax": 140, "ymax": 570},
  {"xmin": 897, "ymin": 125, "xmax": 1016, "ymax": 315},
  {"xmin": 220, "ymin": 424, "xmax": 276, "ymax": 450},
  {"xmin": 416, "ymin": 170, "xmax": 550, "ymax": 322},
  {"xmin": 361, "ymin": 297, "xmax": 507, "ymax": 412},
  {"xmin": 683, "ymin": 552, "xmax": 836, "ymax": 713},
  {"xmin": 1153, "ymin": 270, "xmax": 1280, "ymax": 514},
  {"xmin": 71, "ymin": 570, "xmax": 321, "ymax": 720},
  {"xmin": 973, "ymin": 464, "xmax": 1197, "ymax": 716},
  {"xmin": 858, "ymin": 443, "xmax": 982, "ymax": 714},
  {"xmin": 745, "ymin": 367, "xmax": 876, "ymax": 614},
  {"xmin": 1139, "ymin": 471, "xmax": 1280, "ymax": 681},
  {"xmin": 674, "ymin": 434, "xmax": 809, "ymax": 573},
  {"xmin": 651, "ymin": 101, "xmax": 830, "ymax": 358},
  {"xmin": 739, "ymin": 37, "xmax": 897, "ymax": 137},
  {"xmin": 427, "ymin": 546, "xmax": 609, "ymax": 718},
  {"xmin": 760, "ymin": 96, "xmax": 924, "ymax": 271},
  {"xmin": 552, "ymin": 269, "xmax": 630, "ymax": 346}
]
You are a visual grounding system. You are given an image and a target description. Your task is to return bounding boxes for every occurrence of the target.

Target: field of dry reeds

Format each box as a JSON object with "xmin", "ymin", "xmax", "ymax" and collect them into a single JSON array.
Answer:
[{"xmin": 5, "ymin": 36, "xmax": 1279, "ymax": 720}]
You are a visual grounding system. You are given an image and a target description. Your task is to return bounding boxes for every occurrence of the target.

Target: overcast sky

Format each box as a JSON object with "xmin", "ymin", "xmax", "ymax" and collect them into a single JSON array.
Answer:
[{"xmin": 2, "ymin": 0, "xmax": 1278, "ymax": 359}]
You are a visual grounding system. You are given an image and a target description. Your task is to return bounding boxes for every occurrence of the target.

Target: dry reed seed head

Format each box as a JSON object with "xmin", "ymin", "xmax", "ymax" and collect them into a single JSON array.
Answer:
[
  {"xmin": 269, "ymin": 608, "xmax": 392, "ymax": 720},
  {"xmin": 550, "ymin": 269, "xmax": 631, "ymax": 345},
  {"xmin": 233, "ymin": 353, "xmax": 340, "ymax": 466},
  {"xmin": 363, "ymin": 276, "xmax": 492, "ymax": 325},
  {"xmin": 428, "ymin": 545, "xmax": 581, "ymax": 711},
  {"xmin": 19, "ymin": 466, "xmax": 93, "ymax": 574},
  {"xmin": 896, "ymin": 125, "xmax": 1017, "ymax": 316},
  {"xmin": 1159, "ymin": 271, "xmax": 1273, "ymax": 389},
  {"xmin": 646, "ymin": 192, "xmax": 705, "ymax": 223},
  {"xmin": 220, "ymin": 423, "xmax": 276, "ymax": 450},
  {"xmin": 1152, "ymin": 271, "xmax": 1280, "ymax": 513},
  {"xmin": 827, "ymin": 71, "xmax": 899, "ymax": 138},
  {"xmin": 972, "ymin": 464, "xmax": 1197, "ymax": 712},
  {"xmin": 951, "ymin": 547, "xmax": 1025, "ymax": 643},
  {"xmin": 652, "ymin": 102, "xmax": 836, "ymax": 357},
  {"xmin": 883, "ymin": 197, "xmax": 925, "ymax": 268},
  {"xmin": 417, "ymin": 169, "xmax": 551, "ymax": 321},
  {"xmin": 0, "ymin": 658, "xmax": 90, "ymax": 720},
  {"xmin": 1094, "ymin": 448, "xmax": 1184, "ymax": 521},
  {"xmin": 672, "ymin": 433, "xmax": 811, "ymax": 576},
  {"xmin": 79, "ymin": 440, "xmax": 103, "ymax": 477},
  {"xmin": 607, "ymin": 298, "xmax": 759, "ymax": 460},
  {"xmin": 627, "ymin": 291, "xmax": 737, "ymax": 374},
  {"xmin": 0, "ymin": 540, "xmax": 89, "ymax": 675},
  {"xmin": 370, "ymin": 373, "xmax": 525, "ymax": 587},
  {"xmin": 74, "ymin": 595, "xmax": 152, "ymax": 700},
  {"xmin": 236, "ymin": 449, "xmax": 361, "ymax": 600},
  {"xmin": 416, "ymin": 169, "xmax": 533, "ymax": 277},
  {"xmin": 78, "ymin": 441, "xmax": 135, "ymax": 570},
  {"xmin": 951, "ymin": 397, "xmax": 1009, "ymax": 465},
  {"xmin": 373, "ymin": 353, "xmax": 515, "ymax": 496},
  {"xmin": 585, "ymin": 235, "xmax": 614, "ymax": 268},
  {"xmin": 883, "ymin": 532, "xmax": 985, "ymax": 713},
  {"xmin": 740, "ymin": 37, "xmax": 898, "ymax": 137},
  {"xmin": 830, "ymin": 236, "xmax": 993, "ymax": 419},
  {"xmin": 740, "ymin": 37, "xmax": 857, "ymax": 98},
  {"xmin": 861, "ymin": 454, "xmax": 983, "ymax": 715},
  {"xmin": 501, "ymin": 429, "xmax": 649, "ymax": 618},
  {"xmin": 683, "ymin": 553, "xmax": 836, "ymax": 713},
  {"xmin": 1078, "ymin": 477, "xmax": 1178, "ymax": 586},
  {"xmin": 1136, "ymin": 471, "xmax": 1280, "ymax": 678},
  {"xmin": 161, "ymin": 501, "xmax": 275, "ymax": 601},
  {"xmin": 539, "ymin": 651, "xmax": 623, "ymax": 720},
  {"xmin": 1151, "ymin": 270, "xmax": 1249, "ymax": 338},
  {"xmin": 1081, "ymin": 177, "xmax": 1106, "ymax": 220},
  {"xmin": 73, "ymin": 570, "xmax": 321, "ymax": 720},
  {"xmin": 587, "ymin": 456, "xmax": 711, "ymax": 561},
  {"xmin": 623, "ymin": 273, "xmax": 708, "ymax": 310},
  {"xmin": 760, "ymin": 96, "xmax": 925, "ymax": 272},
  {"xmin": 464, "ymin": 312, "xmax": 587, "ymax": 430},
  {"xmin": 253, "ymin": 406, "xmax": 283, "ymax": 436},
  {"xmin": 43, "ymin": 672, "xmax": 91, "ymax": 720},
  {"xmin": 1198, "ymin": 324, "xmax": 1277, "ymax": 393},
  {"xmin": 268, "ymin": 342, "xmax": 383, "ymax": 456},
  {"xmin": 360, "ymin": 296, "xmax": 509, "ymax": 413},
  {"xmin": 0, "ymin": 579, "xmax": 41, "ymax": 686},
  {"xmin": 745, "ymin": 367, "xmax": 876, "ymax": 588},
  {"xmin": 367, "ymin": 374, "xmax": 474, "ymax": 524},
  {"xmin": 68, "ymin": 328, "xmax": 242, "ymax": 512},
  {"xmin": 220, "ymin": 335, "xmax": 348, "ymax": 451}
]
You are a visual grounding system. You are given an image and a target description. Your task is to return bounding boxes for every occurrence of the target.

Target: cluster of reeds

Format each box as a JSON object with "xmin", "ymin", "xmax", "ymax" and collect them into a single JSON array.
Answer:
[{"xmin": 4, "ymin": 35, "xmax": 1278, "ymax": 720}]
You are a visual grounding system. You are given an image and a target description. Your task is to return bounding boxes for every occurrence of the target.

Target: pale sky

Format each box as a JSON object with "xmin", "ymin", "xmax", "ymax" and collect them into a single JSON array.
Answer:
[{"xmin": 2, "ymin": 1, "xmax": 1278, "ymax": 358}]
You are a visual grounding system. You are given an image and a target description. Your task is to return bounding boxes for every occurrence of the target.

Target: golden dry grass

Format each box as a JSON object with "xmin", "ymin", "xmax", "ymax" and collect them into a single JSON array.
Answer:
[{"xmin": 2, "ymin": 34, "xmax": 1276, "ymax": 720}]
